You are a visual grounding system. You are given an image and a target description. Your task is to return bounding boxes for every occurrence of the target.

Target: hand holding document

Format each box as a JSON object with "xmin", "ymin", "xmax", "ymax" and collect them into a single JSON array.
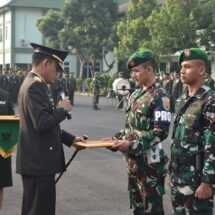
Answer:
[{"xmin": 75, "ymin": 139, "xmax": 115, "ymax": 148}]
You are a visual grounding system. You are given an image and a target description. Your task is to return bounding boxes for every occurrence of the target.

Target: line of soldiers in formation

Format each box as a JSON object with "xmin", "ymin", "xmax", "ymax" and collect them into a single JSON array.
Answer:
[
  {"xmin": 0, "ymin": 69, "xmax": 77, "ymax": 107},
  {"xmin": 155, "ymin": 70, "xmax": 214, "ymax": 107},
  {"xmin": 0, "ymin": 69, "xmax": 28, "ymax": 106},
  {"xmin": 0, "ymin": 68, "xmax": 214, "ymax": 110},
  {"xmin": 49, "ymin": 73, "xmax": 76, "ymax": 106},
  {"xmin": 103, "ymin": 69, "xmax": 215, "ymax": 112}
]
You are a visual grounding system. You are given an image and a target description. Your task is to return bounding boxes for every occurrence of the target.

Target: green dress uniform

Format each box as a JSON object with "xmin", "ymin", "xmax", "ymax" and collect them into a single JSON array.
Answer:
[
  {"xmin": 0, "ymin": 88, "xmax": 14, "ymax": 188},
  {"xmin": 171, "ymin": 77, "xmax": 183, "ymax": 107}
]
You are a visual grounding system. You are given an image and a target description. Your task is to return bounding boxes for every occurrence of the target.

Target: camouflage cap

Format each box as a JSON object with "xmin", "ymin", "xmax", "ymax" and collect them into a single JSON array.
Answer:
[
  {"xmin": 127, "ymin": 50, "xmax": 155, "ymax": 70},
  {"xmin": 179, "ymin": 48, "xmax": 208, "ymax": 66}
]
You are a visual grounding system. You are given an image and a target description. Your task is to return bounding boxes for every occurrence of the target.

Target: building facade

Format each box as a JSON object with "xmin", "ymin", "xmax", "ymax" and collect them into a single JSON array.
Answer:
[{"xmin": 0, "ymin": 0, "xmax": 77, "ymax": 74}]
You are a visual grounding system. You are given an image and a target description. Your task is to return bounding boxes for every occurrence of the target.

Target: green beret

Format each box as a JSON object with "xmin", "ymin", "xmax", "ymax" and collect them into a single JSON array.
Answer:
[
  {"xmin": 179, "ymin": 48, "xmax": 208, "ymax": 66},
  {"xmin": 127, "ymin": 50, "xmax": 155, "ymax": 70}
]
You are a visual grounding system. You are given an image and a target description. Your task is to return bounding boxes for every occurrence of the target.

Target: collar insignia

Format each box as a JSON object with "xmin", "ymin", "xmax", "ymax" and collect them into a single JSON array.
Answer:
[
  {"xmin": 184, "ymin": 49, "xmax": 191, "ymax": 57},
  {"xmin": 34, "ymin": 76, "xmax": 42, "ymax": 83}
]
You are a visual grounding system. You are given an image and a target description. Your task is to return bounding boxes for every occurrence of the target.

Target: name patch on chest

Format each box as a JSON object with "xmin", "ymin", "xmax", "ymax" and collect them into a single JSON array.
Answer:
[{"xmin": 155, "ymin": 111, "xmax": 171, "ymax": 122}]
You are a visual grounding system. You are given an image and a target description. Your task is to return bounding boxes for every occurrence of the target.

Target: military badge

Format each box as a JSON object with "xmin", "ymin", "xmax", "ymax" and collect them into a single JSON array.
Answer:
[
  {"xmin": 128, "ymin": 60, "xmax": 135, "ymax": 67},
  {"xmin": 162, "ymin": 97, "xmax": 170, "ymax": 111},
  {"xmin": 184, "ymin": 49, "xmax": 191, "ymax": 57},
  {"xmin": 34, "ymin": 76, "xmax": 42, "ymax": 83}
]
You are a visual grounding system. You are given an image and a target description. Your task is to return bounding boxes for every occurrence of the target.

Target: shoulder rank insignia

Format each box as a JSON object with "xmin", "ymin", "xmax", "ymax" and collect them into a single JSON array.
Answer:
[
  {"xmin": 184, "ymin": 49, "xmax": 191, "ymax": 57},
  {"xmin": 34, "ymin": 76, "xmax": 42, "ymax": 83},
  {"xmin": 162, "ymin": 97, "xmax": 170, "ymax": 111}
]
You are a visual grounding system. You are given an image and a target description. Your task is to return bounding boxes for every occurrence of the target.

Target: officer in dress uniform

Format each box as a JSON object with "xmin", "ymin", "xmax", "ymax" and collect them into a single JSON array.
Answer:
[
  {"xmin": 171, "ymin": 71, "xmax": 183, "ymax": 107},
  {"xmin": 169, "ymin": 48, "xmax": 215, "ymax": 215},
  {"xmin": 16, "ymin": 43, "xmax": 86, "ymax": 215},
  {"xmin": 50, "ymin": 78, "xmax": 61, "ymax": 106},
  {"xmin": 204, "ymin": 65, "xmax": 215, "ymax": 90},
  {"xmin": 66, "ymin": 72, "xmax": 76, "ymax": 105},
  {"xmin": 0, "ymin": 87, "xmax": 14, "ymax": 210},
  {"xmin": 111, "ymin": 50, "xmax": 172, "ymax": 215},
  {"xmin": 162, "ymin": 71, "xmax": 173, "ymax": 96}
]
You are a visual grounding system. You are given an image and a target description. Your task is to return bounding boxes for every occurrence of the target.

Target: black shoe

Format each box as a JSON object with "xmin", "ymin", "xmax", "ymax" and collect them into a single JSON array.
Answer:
[{"xmin": 93, "ymin": 106, "xmax": 100, "ymax": 110}]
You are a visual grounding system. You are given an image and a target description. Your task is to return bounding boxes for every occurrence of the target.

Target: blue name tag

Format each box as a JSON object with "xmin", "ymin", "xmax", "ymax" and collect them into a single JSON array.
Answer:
[{"xmin": 155, "ymin": 111, "xmax": 171, "ymax": 122}]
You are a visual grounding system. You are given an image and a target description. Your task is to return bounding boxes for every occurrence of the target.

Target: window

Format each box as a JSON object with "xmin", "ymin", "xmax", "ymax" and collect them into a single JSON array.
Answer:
[
  {"xmin": 5, "ymin": 25, "xmax": 8, "ymax": 40},
  {"xmin": 63, "ymin": 62, "xmax": 70, "ymax": 73},
  {"xmin": 0, "ymin": 26, "xmax": 2, "ymax": 42}
]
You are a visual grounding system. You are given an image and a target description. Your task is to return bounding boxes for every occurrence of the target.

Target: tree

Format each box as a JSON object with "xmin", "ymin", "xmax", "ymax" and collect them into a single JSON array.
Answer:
[
  {"xmin": 37, "ymin": 0, "xmax": 118, "ymax": 80},
  {"xmin": 60, "ymin": 0, "xmax": 118, "ymax": 79},
  {"xmin": 146, "ymin": 0, "xmax": 198, "ymax": 56},
  {"xmin": 37, "ymin": 10, "xmax": 64, "ymax": 49},
  {"xmin": 193, "ymin": 0, "xmax": 215, "ymax": 52},
  {"xmin": 115, "ymin": 0, "xmax": 157, "ymax": 61}
]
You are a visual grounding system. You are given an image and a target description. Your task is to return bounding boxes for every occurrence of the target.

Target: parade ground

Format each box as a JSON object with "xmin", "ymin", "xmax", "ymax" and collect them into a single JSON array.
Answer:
[{"xmin": 1, "ymin": 94, "xmax": 214, "ymax": 215}]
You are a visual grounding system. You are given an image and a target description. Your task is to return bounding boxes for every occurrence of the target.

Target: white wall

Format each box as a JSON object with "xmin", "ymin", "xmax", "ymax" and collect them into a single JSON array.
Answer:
[
  {"xmin": 4, "ymin": 10, "xmax": 11, "ymax": 50},
  {"xmin": 64, "ymin": 54, "xmax": 77, "ymax": 75},
  {"xmin": 103, "ymin": 51, "xmax": 118, "ymax": 74},
  {"xmin": 15, "ymin": 53, "xmax": 32, "ymax": 64},
  {"xmin": 0, "ymin": 14, "xmax": 3, "ymax": 65},
  {"xmin": 14, "ymin": 8, "xmax": 43, "ymax": 48}
]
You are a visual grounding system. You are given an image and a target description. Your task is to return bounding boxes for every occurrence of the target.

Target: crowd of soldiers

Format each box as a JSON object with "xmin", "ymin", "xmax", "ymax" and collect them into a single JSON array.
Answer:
[
  {"xmin": 0, "ymin": 69, "xmax": 77, "ymax": 107},
  {"xmin": 155, "ymin": 69, "xmax": 215, "ymax": 109},
  {"xmin": 50, "ymin": 72, "xmax": 76, "ymax": 106},
  {"xmin": 0, "ymin": 69, "xmax": 28, "ymax": 106},
  {"xmin": 0, "ymin": 66, "xmax": 214, "ymax": 112}
]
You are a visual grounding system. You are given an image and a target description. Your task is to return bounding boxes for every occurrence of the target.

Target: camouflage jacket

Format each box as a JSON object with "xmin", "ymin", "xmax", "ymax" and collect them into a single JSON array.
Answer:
[
  {"xmin": 169, "ymin": 85, "xmax": 215, "ymax": 185},
  {"xmin": 115, "ymin": 83, "xmax": 171, "ymax": 157}
]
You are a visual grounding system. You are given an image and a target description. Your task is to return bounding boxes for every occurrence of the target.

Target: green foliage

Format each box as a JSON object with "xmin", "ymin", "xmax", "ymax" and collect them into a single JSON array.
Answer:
[
  {"xmin": 36, "ymin": 10, "xmax": 64, "ymax": 48},
  {"xmin": 115, "ymin": 0, "xmax": 157, "ymax": 60},
  {"xmin": 193, "ymin": 0, "xmax": 215, "ymax": 51},
  {"xmin": 108, "ymin": 78, "xmax": 114, "ymax": 89},
  {"xmin": 85, "ymin": 78, "xmax": 93, "ymax": 92},
  {"xmin": 60, "ymin": 0, "xmax": 118, "ymax": 71},
  {"xmin": 36, "ymin": 0, "xmax": 118, "ymax": 79},
  {"xmin": 99, "ymin": 74, "xmax": 112, "ymax": 94},
  {"xmin": 146, "ymin": 0, "xmax": 198, "ymax": 56},
  {"xmin": 76, "ymin": 78, "xmax": 83, "ymax": 91}
]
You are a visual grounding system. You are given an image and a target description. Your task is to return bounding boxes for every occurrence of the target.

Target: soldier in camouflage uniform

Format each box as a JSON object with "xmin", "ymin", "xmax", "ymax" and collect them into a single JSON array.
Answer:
[
  {"xmin": 162, "ymin": 72, "xmax": 173, "ymax": 96},
  {"xmin": 204, "ymin": 67, "xmax": 214, "ymax": 91},
  {"xmin": 92, "ymin": 72, "xmax": 101, "ymax": 110},
  {"xmin": 171, "ymin": 71, "xmax": 183, "ymax": 108},
  {"xmin": 111, "ymin": 50, "xmax": 172, "ymax": 215},
  {"xmin": 169, "ymin": 48, "xmax": 215, "ymax": 215}
]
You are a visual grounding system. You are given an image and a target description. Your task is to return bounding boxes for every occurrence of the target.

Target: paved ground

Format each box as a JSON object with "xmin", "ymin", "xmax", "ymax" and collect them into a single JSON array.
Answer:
[{"xmin": 1, "ymin": 94, "xmax": 214, "ymax": 215}]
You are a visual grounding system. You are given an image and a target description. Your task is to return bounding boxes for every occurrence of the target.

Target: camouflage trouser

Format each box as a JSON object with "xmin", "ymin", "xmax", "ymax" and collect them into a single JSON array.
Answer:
[
  {"xmin": 92, "ymin": 90, "xmax": 99, "ymax": 107},
  {"xmin": 171, "ymin": 185, "xmax": 214, "ymax": 215},
  {"xmin": 128, "ymin": 157, "xmax": 166, "ymax": 215}
]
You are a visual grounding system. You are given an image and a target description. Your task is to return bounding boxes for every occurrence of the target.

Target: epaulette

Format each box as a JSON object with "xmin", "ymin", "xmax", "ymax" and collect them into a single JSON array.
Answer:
[{"xmin": 34, "ymin": 76, "xmax": 43, "ymax": 83}]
